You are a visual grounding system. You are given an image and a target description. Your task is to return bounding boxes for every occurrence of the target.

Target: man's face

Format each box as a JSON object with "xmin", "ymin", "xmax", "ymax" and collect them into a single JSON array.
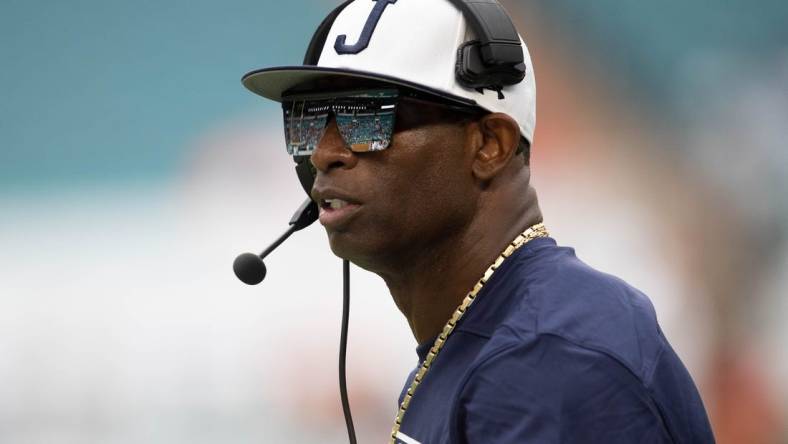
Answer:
[{"xmin": 309, "ymin": 92, "xmax": 480, "ymax": 272}]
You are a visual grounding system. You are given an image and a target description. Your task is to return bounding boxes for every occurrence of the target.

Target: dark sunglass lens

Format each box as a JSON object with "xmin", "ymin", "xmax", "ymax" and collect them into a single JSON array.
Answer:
[{"xmin": 283, "ymin": 101, "xmax": 329, "ymax": 156}]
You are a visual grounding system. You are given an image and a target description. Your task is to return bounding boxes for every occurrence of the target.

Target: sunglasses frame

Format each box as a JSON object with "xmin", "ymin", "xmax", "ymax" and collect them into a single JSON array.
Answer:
[{"xmin": 282, "ymin": 87, "xmax": 487, "ymax": 157}]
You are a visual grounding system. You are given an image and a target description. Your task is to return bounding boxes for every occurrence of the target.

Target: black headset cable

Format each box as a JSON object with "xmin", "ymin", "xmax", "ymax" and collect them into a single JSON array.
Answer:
[{"xmin": 340, "ymin": 259, "xmax": 357, "ymax": 444}]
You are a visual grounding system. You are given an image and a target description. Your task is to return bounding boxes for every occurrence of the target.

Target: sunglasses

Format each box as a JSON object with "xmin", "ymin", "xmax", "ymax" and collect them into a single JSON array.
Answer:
[{"xmin": 281, "ymin": 88, "xmax": 482, "ymax": 157}]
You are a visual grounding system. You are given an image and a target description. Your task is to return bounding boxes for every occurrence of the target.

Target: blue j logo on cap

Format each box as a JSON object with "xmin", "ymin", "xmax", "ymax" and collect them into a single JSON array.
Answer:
[{"xmin": 335, "ymin": 0, "xmax": 398, "ymax": 55}]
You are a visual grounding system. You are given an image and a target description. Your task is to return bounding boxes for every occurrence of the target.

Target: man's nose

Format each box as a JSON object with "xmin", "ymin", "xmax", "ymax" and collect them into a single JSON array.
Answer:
[{"xmin": 310, "ymin": 118, "xmax": 358, "ymax": 173}]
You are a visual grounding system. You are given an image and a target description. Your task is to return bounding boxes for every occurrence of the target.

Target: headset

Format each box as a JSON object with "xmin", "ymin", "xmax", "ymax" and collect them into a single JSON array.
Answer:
[{"xmin": 292, "ymin": 0, "xmax": 526, "ymax": 198}]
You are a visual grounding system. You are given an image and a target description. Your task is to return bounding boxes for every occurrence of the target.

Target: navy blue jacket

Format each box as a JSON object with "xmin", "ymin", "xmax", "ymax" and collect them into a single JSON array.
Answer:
[{"xmin": 395, "ymin": 237, "xmax": 714, "ymax": 443}]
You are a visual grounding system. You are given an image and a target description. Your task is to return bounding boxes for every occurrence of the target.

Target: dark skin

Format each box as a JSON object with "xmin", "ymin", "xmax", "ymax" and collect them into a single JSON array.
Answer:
[{"xmin": 308, "ymin": 84, "xmax": 543, "ymax": 344}]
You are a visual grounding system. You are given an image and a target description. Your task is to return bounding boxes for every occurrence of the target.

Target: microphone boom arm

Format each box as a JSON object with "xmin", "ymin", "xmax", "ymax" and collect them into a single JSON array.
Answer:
[{"xmin": 233, "ymin": 198, "xmax": 319, "ymax": 285}]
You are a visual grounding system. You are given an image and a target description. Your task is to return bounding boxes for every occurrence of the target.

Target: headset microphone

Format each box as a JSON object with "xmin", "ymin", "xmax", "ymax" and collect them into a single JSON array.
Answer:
[{"xmin": 233, "ymin": 198, "xmax": 319, "ymax": 285}]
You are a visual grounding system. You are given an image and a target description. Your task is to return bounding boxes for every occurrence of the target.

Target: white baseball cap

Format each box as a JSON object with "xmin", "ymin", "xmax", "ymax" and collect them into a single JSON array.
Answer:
[{"xmin": 242, "ymin": 0, "xmax": 536, "ymax": 144}]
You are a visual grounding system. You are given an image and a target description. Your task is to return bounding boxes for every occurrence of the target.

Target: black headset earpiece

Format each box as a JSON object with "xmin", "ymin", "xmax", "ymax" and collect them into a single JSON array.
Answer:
[{"xmin": 450, "ymin": 0, "xmax": 526, "ymax": 96}]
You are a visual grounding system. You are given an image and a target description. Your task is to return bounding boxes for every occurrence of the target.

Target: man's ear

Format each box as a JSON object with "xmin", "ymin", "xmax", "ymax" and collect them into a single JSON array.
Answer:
[{"xmin": 469, "ymin": 113, "xmax": 521, "ymax": 181}]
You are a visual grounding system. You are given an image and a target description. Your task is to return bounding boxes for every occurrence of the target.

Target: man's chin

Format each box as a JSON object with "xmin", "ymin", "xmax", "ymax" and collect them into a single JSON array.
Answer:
[{"xmin": 326, "ymin": 231, "xmax": 386, "ymax": 272}]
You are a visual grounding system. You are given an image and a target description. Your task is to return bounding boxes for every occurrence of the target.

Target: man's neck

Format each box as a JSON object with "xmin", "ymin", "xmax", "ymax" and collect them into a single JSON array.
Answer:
[{"xmin": 379, "ymin": 187, "xmax": 543, "ymax": 344}]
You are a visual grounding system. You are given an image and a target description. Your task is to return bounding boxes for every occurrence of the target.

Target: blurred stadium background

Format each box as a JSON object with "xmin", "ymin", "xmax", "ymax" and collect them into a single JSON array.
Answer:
[{"xmin": 1, "ymin": 0, "xmax": 786, "ymax": 442}]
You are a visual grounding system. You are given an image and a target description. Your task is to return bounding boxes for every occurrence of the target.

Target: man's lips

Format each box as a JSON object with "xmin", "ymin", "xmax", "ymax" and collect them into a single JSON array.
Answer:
[
  {"xmin": 311, "ymin": 187, "xmax": 363, "ymax": 229},
  {"xmin": 318, "ymin": 200, "xmax": 362, "ymax": 228}
]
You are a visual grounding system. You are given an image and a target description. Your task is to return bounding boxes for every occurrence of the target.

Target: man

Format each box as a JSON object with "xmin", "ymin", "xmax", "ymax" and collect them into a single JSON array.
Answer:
[{"xmin": 242, "ymin": 0, "xmax": 715, "ymax": 442}]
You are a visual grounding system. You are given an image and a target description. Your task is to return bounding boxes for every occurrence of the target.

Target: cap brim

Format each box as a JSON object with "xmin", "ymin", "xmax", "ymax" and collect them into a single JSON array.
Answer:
[{"xmin": 242, "ymin": 66, "xmax": 478, "ymax": 106}]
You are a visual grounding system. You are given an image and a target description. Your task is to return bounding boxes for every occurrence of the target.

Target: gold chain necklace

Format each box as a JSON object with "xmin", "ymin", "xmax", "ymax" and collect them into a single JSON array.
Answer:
[{"xmin": 389, "ymin": 223, "xmax": 549, "ymax": 443}]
